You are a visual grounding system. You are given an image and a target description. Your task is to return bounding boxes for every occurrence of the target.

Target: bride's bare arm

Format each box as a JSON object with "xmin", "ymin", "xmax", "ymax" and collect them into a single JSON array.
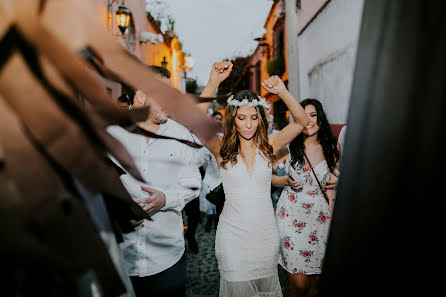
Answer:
[
  {"xmin": 197, "ymin": 62, "xmax": 233, "ymax": 163},
  {"xmin": 198, "ymin": 61, "xmax": 233, "ymax": 113},
  {"xmin": 201, "ymin": 135, "xmax": 223, "ymax": 165},
  {"xmin": 264, "ymin": 76, "xmax": 310, "ymax": 154}
]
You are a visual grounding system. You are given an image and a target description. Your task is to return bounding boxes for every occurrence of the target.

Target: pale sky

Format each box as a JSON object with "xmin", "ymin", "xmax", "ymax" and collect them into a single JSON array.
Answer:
[{"xmin": 147, "ymin": 0, "xmax": 273, "ymax": 85}]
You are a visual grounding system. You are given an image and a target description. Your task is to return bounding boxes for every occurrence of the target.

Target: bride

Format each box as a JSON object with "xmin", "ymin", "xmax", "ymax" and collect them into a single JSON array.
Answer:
[{"xmin": 199, "ymin": 61, "xmax": 310, "ymax": 297}]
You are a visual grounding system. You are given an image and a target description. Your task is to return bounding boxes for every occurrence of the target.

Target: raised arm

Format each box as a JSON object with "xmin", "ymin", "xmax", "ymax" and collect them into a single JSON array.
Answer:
[
  {"xmin": 263, "ymin": 76, "xmax": 311, "ymax": 154},
  {"xmin": 198, "ymin": 61, "xmax": 233, "ymax": 113},
  {"xmin": 197, "ymin": 61, "xmax": 233, "ymax": 163}
]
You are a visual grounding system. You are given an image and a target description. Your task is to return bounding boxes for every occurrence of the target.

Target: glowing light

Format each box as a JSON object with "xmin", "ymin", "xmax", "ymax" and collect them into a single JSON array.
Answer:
[
  {"xmin": 116, "ymin": 5, "xmax": 130, "ymax": 33},
  {"xmin": 184, "ymin": 56, "xmax": 195, "ymax": 70}
]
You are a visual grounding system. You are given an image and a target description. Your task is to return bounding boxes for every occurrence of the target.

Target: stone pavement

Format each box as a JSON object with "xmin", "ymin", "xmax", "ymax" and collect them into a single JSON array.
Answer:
[
  {"xmin": 185, "ymin": 217, "xmax": 220, "ymax": 297},
  {"xmin": 184, "ymin": 213, "xmax": 289, "ymax": 297}
]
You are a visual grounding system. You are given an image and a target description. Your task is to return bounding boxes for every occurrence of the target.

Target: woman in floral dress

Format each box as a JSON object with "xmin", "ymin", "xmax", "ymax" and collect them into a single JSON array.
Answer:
[{"xmin": 272, "ymin": 99, "xmax": 340, "ymax": 297}]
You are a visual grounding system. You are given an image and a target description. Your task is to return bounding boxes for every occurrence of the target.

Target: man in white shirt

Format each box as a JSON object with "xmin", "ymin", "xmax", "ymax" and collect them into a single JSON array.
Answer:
[
  {"xmin": 107, "ymin": 66, "xmax": 201, "ymax": 297},
  {"xmin": 197, "ymin": 145, "xmax": 223, "ymax": 232}
]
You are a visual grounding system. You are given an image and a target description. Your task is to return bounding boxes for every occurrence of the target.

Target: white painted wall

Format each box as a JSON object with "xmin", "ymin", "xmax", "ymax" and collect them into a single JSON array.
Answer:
[{"xmin": 297, "ymin": 0, "xmax": 364, "ymax": 124}]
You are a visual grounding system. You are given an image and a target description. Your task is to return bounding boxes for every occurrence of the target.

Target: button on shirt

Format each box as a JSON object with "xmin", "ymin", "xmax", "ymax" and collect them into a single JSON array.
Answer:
[{"xmin": 107, "ymin": 119, "xmax": 201, "ymax": 277}]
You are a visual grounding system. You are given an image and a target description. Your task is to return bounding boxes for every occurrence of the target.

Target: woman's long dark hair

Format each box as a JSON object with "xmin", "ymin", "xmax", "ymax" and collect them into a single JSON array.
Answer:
[{"xmin": 289, "ymin": 98, "xmax": 339, "ymax": 172}]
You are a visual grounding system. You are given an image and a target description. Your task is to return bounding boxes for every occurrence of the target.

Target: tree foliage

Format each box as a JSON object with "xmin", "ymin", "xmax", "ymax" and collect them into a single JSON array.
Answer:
[
  {"xmin": 267, "ymin": 55, "xmax": 285, "ymax": 76},
  {"xmin": 185, "ymin": 78, "xmax": 199, "ymax": 94},
  {"xmin": 146, "ymin": 0, "xmax": 175, "ymax": 33},
  {"xmin": 217, "ymin": 56, "xmax": 250, "ymax": 95}
]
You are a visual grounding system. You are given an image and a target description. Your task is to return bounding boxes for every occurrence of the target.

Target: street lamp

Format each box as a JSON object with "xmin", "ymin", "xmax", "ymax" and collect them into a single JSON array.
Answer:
[
  {"xmin": 183, "ymin": 55, "xmax": 195, "ymax": 72},
  {"xmin": 116, "ymin": 4, "xmax": 131, "ymax": 34},
  {"xmin": 182, "ymin": 55, "xmax": 196, "ymax": 93},
  {"xmin": 161, "ymin": 57, "xmax": 168, "ymax": 68},
  {"xmin": 255, "ymin": 36, "xmax": 270, "ymax": 57},
  {"xmin": 108, "ymin": 0, "xmax": 130, "ymax": 34},
  {"xmin": 181, "ymin": 55, "xmax": 195, "ymax": 78}
]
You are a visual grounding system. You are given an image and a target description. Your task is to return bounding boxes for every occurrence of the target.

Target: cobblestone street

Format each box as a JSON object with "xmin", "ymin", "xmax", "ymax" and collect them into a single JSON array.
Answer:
[
  {"xmin": 185, "ymin": 218, "xmax": 220, "ymax": 297},
  {"xmin": 184, "ymin": 213, "xmax": 288, "ymax": 297}
]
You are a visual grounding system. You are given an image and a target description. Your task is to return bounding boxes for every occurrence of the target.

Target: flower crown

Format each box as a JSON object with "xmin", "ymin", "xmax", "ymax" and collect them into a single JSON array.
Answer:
[{"xmin": 226, "ymin": 95, "xmax": 271, "ymax": 109}]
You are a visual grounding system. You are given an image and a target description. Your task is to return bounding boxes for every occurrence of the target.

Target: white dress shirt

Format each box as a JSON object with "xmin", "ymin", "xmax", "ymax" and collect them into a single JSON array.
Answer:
[
  {"xmin": 107, "ymin": 119, "xmax": 201, "ymax": 277},
  {"xmin": 199, "ymin": 147, "xmax": 222, "ymax": 191},
  {"xmin": 196, "ymin": 147, "xmax": 222, "ymax": 214}
]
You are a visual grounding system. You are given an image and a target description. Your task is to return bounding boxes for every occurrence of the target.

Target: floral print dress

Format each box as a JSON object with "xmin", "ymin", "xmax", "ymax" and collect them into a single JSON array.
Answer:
[{"xmin": 275, "ymin": 156, "xmax": 332, "ymax": 275}]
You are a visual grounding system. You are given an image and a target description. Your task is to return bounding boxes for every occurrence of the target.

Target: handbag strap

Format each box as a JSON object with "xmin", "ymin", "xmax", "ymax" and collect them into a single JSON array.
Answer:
[{"xmin": 304, "ymin": 153, "xmax": 329, "ymax": 204}]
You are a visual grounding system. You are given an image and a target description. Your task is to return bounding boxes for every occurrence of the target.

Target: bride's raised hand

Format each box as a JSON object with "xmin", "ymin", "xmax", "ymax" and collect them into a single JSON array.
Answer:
[
  {"xmin": 200, "ymin": 61, "xmax": 233, "ymax": 109},
  {"xmin": 208, "ymin": 61, "xmax": 233, "ymax": 86},
  {"xmin": 261, "ymin": 75, "xmax": 288, "ymax": 97}
]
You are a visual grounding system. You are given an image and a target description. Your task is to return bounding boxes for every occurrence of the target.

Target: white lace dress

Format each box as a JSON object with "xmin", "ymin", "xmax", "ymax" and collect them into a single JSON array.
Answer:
[{"xmin": 216, "ymin": 150, "xmax": 282, "ymax": 297}]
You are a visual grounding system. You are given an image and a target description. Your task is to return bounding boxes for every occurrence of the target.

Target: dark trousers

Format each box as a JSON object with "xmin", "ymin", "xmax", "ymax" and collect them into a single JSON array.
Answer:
[
  {"xmin": 184, "ymin": 198, "xmax": 200, "ymax": 238},
  {"xmin": 130, "ymin": 255, "xmax": 186, "ymax": 297}
]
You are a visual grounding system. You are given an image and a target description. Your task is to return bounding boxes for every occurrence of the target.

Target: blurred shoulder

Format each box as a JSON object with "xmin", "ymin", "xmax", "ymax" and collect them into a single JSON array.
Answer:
[
  {"xmin": 106, "ymin": 125, "xmax": 130, "ymax": 138},
  {"xmin": 165, "ymin": 118, "xmax": 195, "ymax": 142}
]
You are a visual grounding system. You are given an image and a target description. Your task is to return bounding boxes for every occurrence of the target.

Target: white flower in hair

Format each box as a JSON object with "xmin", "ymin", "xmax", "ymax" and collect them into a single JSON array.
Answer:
[
  {"xmin": 227, "ymin": 95, "xmax": 271, "ymax": 108},
  {"xmin": 257, "ymin": 95, "xmax": 271, "ymax": 108}
]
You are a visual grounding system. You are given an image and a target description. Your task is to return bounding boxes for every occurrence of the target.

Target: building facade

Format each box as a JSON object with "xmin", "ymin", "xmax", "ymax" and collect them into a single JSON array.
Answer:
[
  {"xmin": 297, "ymin": 0, "xmax": 364, "ymax": 133},
  {"xmin": 94, "ymin": 0, "xmax": 186, "ymax": 98},
  {"xmin": 242, "ymin": 0, "xmax": 364, "ymax": 135},
  {"xmin": 144, "ymin": 16, "xmax": 186, "ymax": 92}
]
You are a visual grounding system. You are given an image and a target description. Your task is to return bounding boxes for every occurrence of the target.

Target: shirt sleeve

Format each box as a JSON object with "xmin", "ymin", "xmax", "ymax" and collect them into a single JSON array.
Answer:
[
  {"xmin": 202, "ymin": 153, "xmax": 221, "ymax": 190},
  {"xmin": 196, "ymin": 147, "xmax": 210, "ymax": 167},
  {"xmin": 161, "ymin": 141, "xmax": 202, "ymax": 212}
]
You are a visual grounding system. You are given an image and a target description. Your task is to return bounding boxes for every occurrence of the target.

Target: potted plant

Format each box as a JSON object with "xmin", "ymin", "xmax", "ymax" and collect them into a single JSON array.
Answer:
[{"xmin": 267, "ymin": 55, "xmax": 285, "ymax": 76}]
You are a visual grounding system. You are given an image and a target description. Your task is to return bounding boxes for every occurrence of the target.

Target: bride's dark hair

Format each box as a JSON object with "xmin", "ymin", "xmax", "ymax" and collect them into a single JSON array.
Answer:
[{"xmin": 220, "ymin": 90, "xmax": 275, "ymax": 168}]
